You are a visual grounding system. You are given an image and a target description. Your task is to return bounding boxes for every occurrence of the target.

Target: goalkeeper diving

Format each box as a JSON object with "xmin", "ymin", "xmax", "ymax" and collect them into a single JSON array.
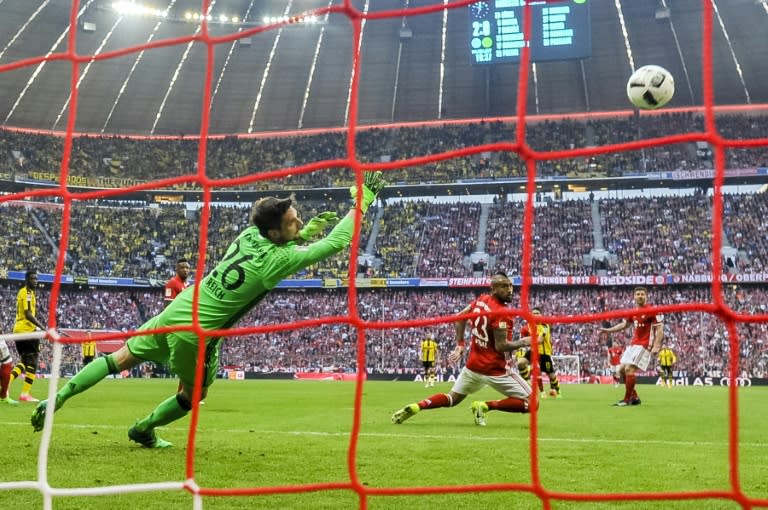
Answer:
[{"xmin": 31, "ymin": 171, "xmax": 386, "ymax": 448}]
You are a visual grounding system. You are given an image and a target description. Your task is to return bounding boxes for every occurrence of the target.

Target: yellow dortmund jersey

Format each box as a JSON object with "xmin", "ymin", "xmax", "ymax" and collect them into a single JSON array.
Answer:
[
  {"xmin": 421, "ymin": 339, "xmax": 438, "ymax": 363},
  {"xmin": 658, "ymin": 347, "xmax": 676, "ymax": 366},
  {"xmin": 82, "ymin": 336, "xmax": 97, "ymax": 358},
  {"xmin": 536, "ymin": 323, "xmax": 553, "ymax": 356},
  {"xmin": 14, "ymin": 286, "xmax": 37, "ymax": 333}
]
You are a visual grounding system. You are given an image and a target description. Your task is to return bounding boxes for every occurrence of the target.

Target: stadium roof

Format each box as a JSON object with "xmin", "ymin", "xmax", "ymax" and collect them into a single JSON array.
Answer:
[{"xmin": 0, "ymin": 0, "xmax": 766, "ymax": 136}]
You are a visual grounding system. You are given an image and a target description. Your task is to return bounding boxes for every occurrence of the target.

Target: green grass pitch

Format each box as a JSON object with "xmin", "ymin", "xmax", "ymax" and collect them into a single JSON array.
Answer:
[{"xmin": 1, "ymin": 379, "xmax": 767, "ymax": 510}]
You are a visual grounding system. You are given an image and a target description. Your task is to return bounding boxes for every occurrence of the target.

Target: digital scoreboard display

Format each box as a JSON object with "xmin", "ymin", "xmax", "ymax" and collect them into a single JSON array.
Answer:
[{"xmin": 470, "ymin": 0, "xmax": 591, "ymax": 64}]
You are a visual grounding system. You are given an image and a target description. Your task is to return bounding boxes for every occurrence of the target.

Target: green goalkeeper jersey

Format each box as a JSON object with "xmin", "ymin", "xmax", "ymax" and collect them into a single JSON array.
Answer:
[{"xmin": 158, "ymin": 212, "xmax": 356, "ymax": 336}]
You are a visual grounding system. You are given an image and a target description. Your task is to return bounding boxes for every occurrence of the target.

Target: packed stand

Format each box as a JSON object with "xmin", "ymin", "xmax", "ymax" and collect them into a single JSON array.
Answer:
[
  {"xmin": 0, "ymin": 202, "xmax": 58, "ymax": 272},
  {"xmin": 2, "ymin": 285, "xmax": 766, "ymax": 382},
  {"xmin": 600, "ymin": 194, "xmax": 714, "ymax": 274},
  {"xmin": 486, "ymin": 199, "xmax": 594, "ymax": 277},
  {"xmin": 373, "ymin": 201, "xmax": 481, "ymax": 277},
  {"xmin": 3, "ymin": 113, "xmax": 766, "ymax": 187},
  {"xmin": 722, "ymin": 192, "xmax": 768, "ymax": 272}
]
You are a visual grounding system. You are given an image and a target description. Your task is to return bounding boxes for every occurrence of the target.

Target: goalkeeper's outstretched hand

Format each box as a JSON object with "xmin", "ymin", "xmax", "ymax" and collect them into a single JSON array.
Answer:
[
  {"xmin": 350, "ymin": 171, "xmax": 386, "ymax": 213},
  {"xmin": 298, "ymin": 211, "xmax": 340, "ymax": 241}
]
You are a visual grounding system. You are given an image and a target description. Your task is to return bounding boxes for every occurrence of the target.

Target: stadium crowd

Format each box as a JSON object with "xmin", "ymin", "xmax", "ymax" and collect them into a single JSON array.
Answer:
[
  {"xmin": 1, "ymin": 113, "xmax": 767, "ymax": 187},
  {"xmin": 1, "ymin": 284, "xmax": 766, "ymax": 381},
  {"xmin": 1, "ymin": 112, "xmax": 767, "ymax": 384},
  {"xmin": 1, "ymin": 191, "xmax": 765, "ymax": 280}
]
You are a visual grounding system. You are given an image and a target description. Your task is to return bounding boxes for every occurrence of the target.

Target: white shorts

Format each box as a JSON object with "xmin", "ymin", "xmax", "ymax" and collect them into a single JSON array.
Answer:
[
  {"xmin": 0, "ymin": 340, "xmax": 11, "ymax": 364},
  {"xmin": 611, "ymin": 364, "xmax": 622, "ymax": 374},
  {"xmin": 451, "ymin": 367, "xmax": 532, "ymax": 400},
  {"xmin": 620, "ymin": 345, "xmax": 652, "ymax": 371}
]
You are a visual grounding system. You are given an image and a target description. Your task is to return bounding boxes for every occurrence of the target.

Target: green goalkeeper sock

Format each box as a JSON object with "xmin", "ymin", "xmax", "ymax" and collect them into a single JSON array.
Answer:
[
  {"xmin": 57, "ymin": 355, "xmax": 120, "ymax": 407},
  {"xmin": 134, "ymin": 394, "xmax": 190, "ymax": 432}
]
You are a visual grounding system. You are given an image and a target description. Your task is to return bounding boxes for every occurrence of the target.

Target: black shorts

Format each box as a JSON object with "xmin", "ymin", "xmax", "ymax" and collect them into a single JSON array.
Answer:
[
  {"xmin": 422, "ymin": 361, "xmax": 435, "ymax": 370},
  {"xmin": 14, "ymin": 339, "xmax": 41, "ymax": 358},
  {"xmin": 660, "ymin": 364, "xmax": 673, "ymax": 372},
  {"xmin": 524, "ymin": 350, "xmax": 554, "ymax": 374}
]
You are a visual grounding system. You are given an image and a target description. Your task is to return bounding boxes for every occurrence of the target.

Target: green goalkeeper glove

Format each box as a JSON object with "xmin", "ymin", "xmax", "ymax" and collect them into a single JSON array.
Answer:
[
  {"xmin": 298, "ymin": 211, "xmax": 340, "ymax": 241},
  {"xmin": 350, "ymin": 171, "xmax": 386, "ymax": 213}
]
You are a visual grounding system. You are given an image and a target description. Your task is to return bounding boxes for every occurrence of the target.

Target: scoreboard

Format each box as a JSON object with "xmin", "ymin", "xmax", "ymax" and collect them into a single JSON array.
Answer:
[{"xmin": 469, "ymin": 0, "xmax": 591, "ymax": 64}]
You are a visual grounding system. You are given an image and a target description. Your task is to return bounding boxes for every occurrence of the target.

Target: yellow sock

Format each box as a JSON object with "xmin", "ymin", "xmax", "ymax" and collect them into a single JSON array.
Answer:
[
  {"xmin": 21, "ymin": 371, "xmax": 36, "ymax": 394},
  {"xmin": 10, "ymin": 363, "xmax": 25, "ymax": 383}
]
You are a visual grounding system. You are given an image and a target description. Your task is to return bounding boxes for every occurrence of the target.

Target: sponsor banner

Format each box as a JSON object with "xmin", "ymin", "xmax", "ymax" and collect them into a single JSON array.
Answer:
[
  {"xmin": 4, "ymin": 271, "xmax": 768, "ymax": 289},
  {"xmin": 275, "ymin": 279, "xmax": 325, "ymax": 288},
  {"xmin": 5, "ymin": 270, "xmax": 74, "ymax": 284},
  {"xmin": 88, "ymin": 276, "xmax": 143, "ymax": 287},
  {"xmin": 339, "ymin": 277, "xmax": 387, "ymax": 288},
  {"xmin": 226, "ymin": 370, "xmax": 245, "ymax": 380},
  {"xmin": 230, "ymin": 372, "xmax": 768, "ymax": 385},
  {"xmin": 17, "ymin": 172, "xmax": 144, "ymax": 189},
  {"xmin": 638, "ymin": 375, "xmax": 765, "ymax": 387},
  {"xmin": 0, "ymin": 200, "xmax": 64, "ymax": 210},
  {"xmin": 597, "ymin": 275, "xmax": 668, "ymax": 286},
  {"xmin": 531, "ymin": 276, "xmax": 596, "ymax": 285},
  {"xmin": 449, "ymin": 277, "xmax": 491, "ymax": 287},
  {"xmin": 667, "ymin": 168, "xmax": 760, "ymax": 181},
  {"xmin": 670, "ymin": 273, "xmax": 768, "ymax": 284},
  {"xmin": 293, "ymin": 372, "xmax": 366, "ymax": 381},
  {"xmin": 419, "ymin": 278, "xmax": 449, "ymax": 287},
  {"xmin": 386, "ymin": 278, "xmax": 419, "ymax": 287}
]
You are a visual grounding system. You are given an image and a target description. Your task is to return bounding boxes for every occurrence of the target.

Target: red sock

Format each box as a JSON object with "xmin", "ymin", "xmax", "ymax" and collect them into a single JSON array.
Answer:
[
  {"xmin": 624, "ymin": 373, "xmax": 637, "ymax": 401},
  {"xmin": 537, "ymin": 378, "xmax": 544, "ymax": 392},
  {"xmin": 0, "ymin": 363, "xmax": 11, "ymax": 399},
  {"xmin": 487, "ymin": 397, "xmax": 530, "ymax": 414},
  {"xmin": 418, "ymin": 393, "xmax": 452, "ymax": 409}
]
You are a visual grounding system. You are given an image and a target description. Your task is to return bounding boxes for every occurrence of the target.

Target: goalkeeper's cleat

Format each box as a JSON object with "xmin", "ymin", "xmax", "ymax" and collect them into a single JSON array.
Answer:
[
  {"xmin": 471, "ymin": 401, "xmax": 488, "ymax": 426},
  {"xmin": 0, "ymin": 396, "xmax": 18, "ymax": 405},
  {"xmin": 19, "ymin": 393, "xmax": 40, "ymax": 403},
  {"xmin": 31, "ymin": 396, "xmax": 62, "ymax": 432},
  {"xmin": 540, "ymin": 391, "xmax": 548, "ymax": 399},
  {"xmin": 629, "ymin": 398, "xmax": 642, "ymax": 406},
  {"xmin": 391, "ymin": 403, "xmax": 420, "ymax": 424},
  {"xmin": 613, "ymin": 400, "xmax": 629, "ymax": 407},
  {"xmin": 128, "ymin": 423, "xmax": 173, "ymax": 448}
]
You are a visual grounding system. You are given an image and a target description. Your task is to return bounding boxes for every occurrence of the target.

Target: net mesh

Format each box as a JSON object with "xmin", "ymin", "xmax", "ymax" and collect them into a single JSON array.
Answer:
[{"xmin": 1, "ymin": 0, "xmax": 767, "ymax": 509}]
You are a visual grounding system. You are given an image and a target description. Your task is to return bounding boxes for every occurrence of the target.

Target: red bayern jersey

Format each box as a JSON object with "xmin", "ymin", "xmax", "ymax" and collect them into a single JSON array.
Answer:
[
  {"xmin": 629, "ymin": 307, "xmax": 663, "ymax": 348},
  {"xmin": 464, "ymin": 293, "xmax": 513, "ymax": 376},
  {"xmin": 164, "ymin": 275, "xmax": 189, "ymax": 302},
  {"xmin": 607, "ymin": 345, "xmax": 623, "ymax": 365}
]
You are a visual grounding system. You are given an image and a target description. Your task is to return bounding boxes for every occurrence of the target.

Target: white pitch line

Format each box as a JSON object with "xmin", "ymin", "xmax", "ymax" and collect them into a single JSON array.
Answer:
[{"xmin": 7, "ymin": 422, "xmax": 768, "ymax": 449}]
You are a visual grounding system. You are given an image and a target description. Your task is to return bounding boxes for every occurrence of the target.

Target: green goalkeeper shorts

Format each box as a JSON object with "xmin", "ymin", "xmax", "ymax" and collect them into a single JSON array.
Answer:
[{"xmin": 126, "ymin": 315, "xmax": 220, "ymax": 387}]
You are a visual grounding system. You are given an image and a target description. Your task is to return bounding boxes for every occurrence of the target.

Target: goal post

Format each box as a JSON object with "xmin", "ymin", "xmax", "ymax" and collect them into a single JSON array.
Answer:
[{"xmin": 552, "ymin": 355, "xmax": 581, "ymax": 384}]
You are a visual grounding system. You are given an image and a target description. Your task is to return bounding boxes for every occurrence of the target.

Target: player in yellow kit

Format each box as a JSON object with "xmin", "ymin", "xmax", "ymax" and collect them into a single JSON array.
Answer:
[
  {"xmin": 658, "ymin": 343, "xmax": 677, "ymax": 388},
  {"xmin": 420, "ymin": 333, "xmax": 439, "ymax": 387},
  {"xmin": 517, "ymin": 307, "xmax": 560, "ymax": 398}
]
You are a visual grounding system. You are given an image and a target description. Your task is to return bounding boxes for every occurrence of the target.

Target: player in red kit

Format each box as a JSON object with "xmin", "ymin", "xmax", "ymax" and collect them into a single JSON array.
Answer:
[
  {"xmin": 164, "ymin": 258, "xmax": 191, "ymax": 306},
  {"xmin": 391, "ymin": 272, "xmax": 533, "ymax": 427},
  {"xmin": 600, "ymin": 287, "xmax": 664, "ymax": 406},
  {"xmin": 606, "ymin": 342, "xmax": 623, "ymax": 387}
]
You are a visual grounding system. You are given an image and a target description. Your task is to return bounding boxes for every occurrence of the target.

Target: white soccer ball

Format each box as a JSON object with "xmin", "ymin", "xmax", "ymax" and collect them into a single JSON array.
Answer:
[{"xmin": 626, "ymin": 65, "xmax": 675, "ymax": 110}]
